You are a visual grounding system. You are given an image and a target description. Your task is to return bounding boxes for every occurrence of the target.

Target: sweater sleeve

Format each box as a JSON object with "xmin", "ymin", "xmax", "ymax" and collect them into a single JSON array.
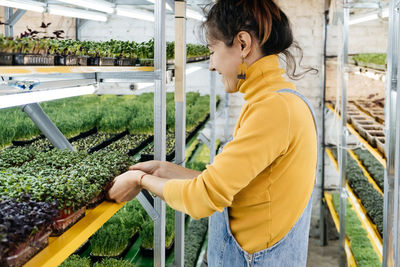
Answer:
[{"xmin": 164, "ymin": 97, "xmax": 291, "ymax": 219}]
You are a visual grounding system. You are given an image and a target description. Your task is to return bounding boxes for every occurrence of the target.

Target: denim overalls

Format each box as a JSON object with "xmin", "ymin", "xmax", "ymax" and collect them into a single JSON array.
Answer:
[{"xmin": 207, "ymin": 89, "xmax": 318, "ymax": 267}]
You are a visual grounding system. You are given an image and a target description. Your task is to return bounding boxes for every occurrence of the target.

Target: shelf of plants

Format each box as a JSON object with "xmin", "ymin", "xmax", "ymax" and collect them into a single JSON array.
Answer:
[
  {"xmin": 0, "ymin": 37, "xmax": 209, "ymax": 75},
  {"xmin": 0, "ymin": 92, "xmax": 213, "ymax": 267},
  {"xmin": 57, "ymin": 132, "xmax": 216, "ymax": 267},
  {"xmin": 325, "ymin": 147, "xmax": 382, "ymax": 265},
  {"xmin": 325, "ymin": 103, "xmax": 386, "ymax": 167}
]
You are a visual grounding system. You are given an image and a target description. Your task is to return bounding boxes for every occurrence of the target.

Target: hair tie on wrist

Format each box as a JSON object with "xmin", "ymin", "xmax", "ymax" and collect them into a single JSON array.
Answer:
[{"xmin": 139, "ymin": 173, "xmax": 148, "ymax": 187}]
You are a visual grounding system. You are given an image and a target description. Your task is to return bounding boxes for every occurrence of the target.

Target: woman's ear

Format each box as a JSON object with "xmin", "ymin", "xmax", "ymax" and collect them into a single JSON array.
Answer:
[{"xmin": 236, "ymin": 31, "xmax": 252, "ymax": 58}]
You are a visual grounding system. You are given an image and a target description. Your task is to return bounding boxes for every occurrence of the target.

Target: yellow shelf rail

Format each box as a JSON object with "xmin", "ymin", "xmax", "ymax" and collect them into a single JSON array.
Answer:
[
  {"xmin": 24, "ymin": 201, "xmax": 125, "ymax": 267},
  {"xmin": 324, "ymin": 192, "xmax": 357, "ymax": 267},
  {"xmin": 325, "ymin": 103, "xmax": 386, "ymax": 168},
  {"xmin": 0, "ymin": 66, "xmax": 154, "ymax": 75},
  {"xmin": 325, "ymin": 148, "xmax": 383, "ymax": 263}
]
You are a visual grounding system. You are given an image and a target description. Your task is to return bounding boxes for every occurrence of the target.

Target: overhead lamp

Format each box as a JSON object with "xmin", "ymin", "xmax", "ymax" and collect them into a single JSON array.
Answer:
[
  {"xmin": 0, "ymin": 85, "xmax": 96, "ymax": 109},
  {"xmin": 116, "ymin": 7, "xmax": 154, "ymax": 22},
  {"xmin": 350, "ymin": 8, "xmax": 389, "ymax": 25},
  {"xmin": 186, "ymin": 9, "xmax": 205, "ymax": 21},
  {"xmin": 48, "ymin": 4, "xmax": 108, "ymax": 22},
  {"xmin": 0, "ymin": 0, "xmax": 45, "ymax": 13},
  {"xmin": 55, "ymin": 0, "xmax": 115, "ymax": 14},
  {"xmin": 145, "ymin": 0, "xmax": 172, "ymax": 11}
]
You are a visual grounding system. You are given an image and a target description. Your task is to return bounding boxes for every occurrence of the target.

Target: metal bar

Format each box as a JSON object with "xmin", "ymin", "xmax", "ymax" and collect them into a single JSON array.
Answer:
[
  {"xmin": 4, "ymin": 7, "xmax": 12, "ymax": 37},
  {"xmin": 383, "ymin": 0, "xmax": 400, "ymax": 266},
  {"xmin": 97, "ymin": 71, "xmax": 160, "ymax": 81},
  {"xmin": 338, "ymin": 1, "xmax": 350, "ymax": 266},
  {"xmin": 21, "ymin": 103, "xmax": 75, "ymax": 151},
  {"xmin": 154, "ymin": 0, "xmax": 167, "ymax": 265},
  {"xmin": 137, "ymin": 192, "xmax": 159, "ymax": 221},
  {"xmin": 210, "ymin": 71, "xmax": 216, "ymax": 162},
  {"xmin": 224, "ymin": 93, "xmax": 229, "ymax": 141},
  {"xmin": 174, "ymin": 2, "xmax": 186, "ymax": 266},
  {"xmin": 319, "ymin": 0, "xmax": 329, "ymax": 247},
  {"xmin": 5, "ymin": 9, "xmax": 26, "ymax": 26}
]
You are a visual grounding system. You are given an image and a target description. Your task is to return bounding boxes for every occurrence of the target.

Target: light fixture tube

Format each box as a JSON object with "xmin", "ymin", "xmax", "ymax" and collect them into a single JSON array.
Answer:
[
  {"xmin": 48, "ymin": 4, "xmax": 108, "ymax": 22},
  {"xmin": 55, "ymin": 0, "xmax": 114, "ymax": 14},
  {"xmin": 349, "ymin": 13, "xmax": 379, "ymax": 25},
  {"xmin": 116, "ymin": 7, "xmax": 154, "ymax": 22},
  {"xmin": 0, "ymin": 0, "xmax": 45, "ymax": 13},
  {"xmin": 186, "ymin": 9, "xmax": 204, "ymax": 21},
  {"xmin": 145, "ymin": 0, "xmax": 172, "ymax": 11},
  {"xmin": 0, "ymin": 85, "xmax": 96, "ymax": 109}
]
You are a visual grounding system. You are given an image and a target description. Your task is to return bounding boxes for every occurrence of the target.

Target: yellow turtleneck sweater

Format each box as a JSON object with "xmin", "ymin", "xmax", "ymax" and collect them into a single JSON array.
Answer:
[{"xmin": 164, "ymin": 55, "xmax": 317, "ymax": 253}]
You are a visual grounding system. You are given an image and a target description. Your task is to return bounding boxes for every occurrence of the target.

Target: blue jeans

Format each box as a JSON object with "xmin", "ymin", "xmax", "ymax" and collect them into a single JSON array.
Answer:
[{"xmin": 207, "ymin": 196, "xmax": 313, "ymax": 267}]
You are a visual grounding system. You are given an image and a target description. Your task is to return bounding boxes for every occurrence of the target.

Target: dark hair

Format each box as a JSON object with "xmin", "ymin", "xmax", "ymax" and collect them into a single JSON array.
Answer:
[{"xmin": 202, "ymin": 0, "xmax": 317, "ymax": 80}]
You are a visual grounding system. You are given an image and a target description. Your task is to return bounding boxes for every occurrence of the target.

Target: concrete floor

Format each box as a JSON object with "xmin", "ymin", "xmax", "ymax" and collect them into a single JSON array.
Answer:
[{"xmin": 307, "ymin": 238, "xmax": 340, "ymax": 267}]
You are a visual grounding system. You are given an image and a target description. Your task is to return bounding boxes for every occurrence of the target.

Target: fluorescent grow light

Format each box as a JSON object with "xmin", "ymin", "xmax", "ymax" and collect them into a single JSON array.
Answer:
[
  {"xmin": 350, "ymin": 8, "xmax": 389, "ymax": 25},
  {"xmin": 0, "ymin": 85, "xmax": 96, "ymax": 109},
  {"xmin": 116, "ymin": 7, "xmax": 154, "ymax": 22},
  {"xmin": 0, "ymin": 0, "xmax": 45, "ymax": 13},
  {"xmin": 48, "ymin": 4, "xmax": 108, "ymax": 22},
  {"xmin": 186, "ymin": 9, "xmax": 204, "ymax": 21},
  {"xmin": 145, "ymin": 0, "xmax": 172, "ymax": 11},
  {"xmin": 55, "ymin": 0, "xmax": 115, "ymax": 14}
]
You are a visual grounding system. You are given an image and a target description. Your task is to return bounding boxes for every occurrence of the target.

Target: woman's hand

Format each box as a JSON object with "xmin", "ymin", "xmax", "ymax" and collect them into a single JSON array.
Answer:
[
  {"xmin": 129, "ymin": 160, "xmax": 202, "ymax": 180},
  {"xmin": 107, "ymin": 170, "xmax": 145, "ymax": 203}
]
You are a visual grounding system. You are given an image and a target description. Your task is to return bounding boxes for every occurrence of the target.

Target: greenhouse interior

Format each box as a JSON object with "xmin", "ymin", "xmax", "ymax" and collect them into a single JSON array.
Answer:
[{"xmin": 0, "ymin": 0, "xmax": 398, "ymax": 266}]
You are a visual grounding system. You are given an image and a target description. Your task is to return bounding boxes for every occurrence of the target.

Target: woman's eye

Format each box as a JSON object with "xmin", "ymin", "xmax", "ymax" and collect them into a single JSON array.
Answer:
[{"xmin": 210, "ymin": 51, "xmax": 215, "ymax": 55}]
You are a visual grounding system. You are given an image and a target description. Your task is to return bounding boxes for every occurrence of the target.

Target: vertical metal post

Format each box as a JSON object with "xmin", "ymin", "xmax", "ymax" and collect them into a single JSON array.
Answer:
[
  {"xmin": 210, "ymin": 71, "xmax": 216, "ymax": 162},
  {"xmin": 174, "ymin": 1, "xmax": 186, "ymax": 266},
  {"xmin": 386, "ymin": 1, "xmax": 400, "ymax": 266},
  {"xmin": 338, "ymin": 1, "xmax": 349, "ymax": 266},
  {"xmin": 4, "ymin": 7, "xmax": 13, "ymax": 37},
  {"xmin": 224, "ymin": 93, "xmax": 229, "ymax": 141},
  {"xmin": 319, "ymin": 0, "xmax": 330, "ymax": 247},
  {"xmin": 22, "ymin": 103, "xmax": 75, "ymax": 151},
  {"xmin": 154, "ymin": 0, "xmax": 167, "ymax": 266}
]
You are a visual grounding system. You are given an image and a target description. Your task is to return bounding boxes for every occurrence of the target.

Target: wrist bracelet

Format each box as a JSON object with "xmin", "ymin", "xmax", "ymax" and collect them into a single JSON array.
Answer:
[{"xmin": 139, "ymin": 173, "xmax": 148, "ymax": 187}]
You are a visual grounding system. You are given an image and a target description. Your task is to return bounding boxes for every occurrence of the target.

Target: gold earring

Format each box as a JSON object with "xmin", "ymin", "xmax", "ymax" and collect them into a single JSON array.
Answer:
[{"xmin": 237, "ymin": 56, "xmax": 247, "ymax": 80}]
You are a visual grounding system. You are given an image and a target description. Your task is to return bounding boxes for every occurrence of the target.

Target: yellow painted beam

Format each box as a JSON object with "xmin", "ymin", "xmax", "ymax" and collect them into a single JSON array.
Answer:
[
  {"xmin": 0, "ymin": 66, "xmax": 154, "ymax": 75},
  {"xmin": 325, "ymin": 148, "xmax": 383, "ymax": 263},
  {"xmin": 346, "ymin": 184, "xmax": 383, "ymax": 261},
  {"xmin": 24, "ymin": 201, "xmax": 125, "ymax": 267},
  {"xmin": 325, "ymin": 103, "xmax": 386, "ymax": 168},
  {"xmin": 324, "ymin": 192, "xmax": 357, "ymax": 267},
  {"xmin": 348, "ymin": 150, "xmax": 384, "ymax": 196}
]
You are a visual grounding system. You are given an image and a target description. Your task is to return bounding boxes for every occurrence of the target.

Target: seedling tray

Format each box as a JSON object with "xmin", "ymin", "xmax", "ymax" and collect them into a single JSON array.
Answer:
[
  {"xmin": 99, "ymin": 57, "xmax": 116, "ymax": 66},
  {"xmin": 88, "ymin": 130, "xmax": 128, "ymax": 153},
  {"xmin": 140, "ymin": 240, "xmax": 174, "ymax": 258},
  {"xmin": 0, "ymin": 53, "xmax": 13, "ymax": 65},
  {"xmin": 366, "ymin": 130, "xmax": 385, "ymax": 148},
  {"xmin": 3, "ymin": 227, "xmax": 51, "ymax": 267},
  {"xmin": 51, "ymin": 207, "xmax": 86, "ymax": 236},
  {"xmin": 90, "ymin": 232, "xmax": 139, "ymax": 262},
  {"xmin": 86, "ymin": 193, "xmax": 105, "ymax": 209},
  {"xmin": 127, "ymin": 135, "xmax": 154, "ymax": 156}
]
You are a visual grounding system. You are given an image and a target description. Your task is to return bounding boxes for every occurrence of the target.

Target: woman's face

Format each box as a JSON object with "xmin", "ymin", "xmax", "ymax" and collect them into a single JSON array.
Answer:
[{"xmin": 207, "ymin": 38, "xmax": 242, "ymax": 93}]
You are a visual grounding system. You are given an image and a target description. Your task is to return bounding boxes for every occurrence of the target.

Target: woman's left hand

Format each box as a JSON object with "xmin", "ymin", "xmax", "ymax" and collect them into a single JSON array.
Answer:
[{"xmin": 107, "ymin": 170, "xmax": 145, "ymax": 203}]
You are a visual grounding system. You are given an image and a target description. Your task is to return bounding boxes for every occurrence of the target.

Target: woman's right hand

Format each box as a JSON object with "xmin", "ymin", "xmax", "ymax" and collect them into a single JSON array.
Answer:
[{"xmin": 129, "ymin": 160, "xmax": 201, "ymax": 180}]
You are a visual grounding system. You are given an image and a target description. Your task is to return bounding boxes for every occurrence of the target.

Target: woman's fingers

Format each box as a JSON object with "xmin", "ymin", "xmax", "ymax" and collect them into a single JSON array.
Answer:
[{"xmin": 107, "ymin": 171, "xmax": 143, "ymax": 203}]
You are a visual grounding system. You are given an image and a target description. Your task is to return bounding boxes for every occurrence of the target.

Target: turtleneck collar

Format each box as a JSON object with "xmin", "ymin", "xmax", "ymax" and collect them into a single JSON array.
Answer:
[{"xmin": 236, "ymin": 55, "xmax": 295, "ymax": 103}]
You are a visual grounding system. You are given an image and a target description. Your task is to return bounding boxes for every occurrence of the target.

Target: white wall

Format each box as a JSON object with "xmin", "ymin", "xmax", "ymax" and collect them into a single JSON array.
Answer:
[
  {"xmin": 327, "ymin": 18, "xmax": 388, "ymax": 56},
  {"xmin": 0, "ymin": 9, "xmax": 76, "ymax": 39},
  {"xmin": 79, "ymin": 14, "xmax": 204, "ymax": 44}
]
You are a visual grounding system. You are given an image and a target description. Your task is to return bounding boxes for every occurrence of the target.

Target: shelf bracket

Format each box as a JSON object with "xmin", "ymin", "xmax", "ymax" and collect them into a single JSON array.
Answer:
[{"xmin": 21, "ymin": 103, "xmax": 75, "ymax": 151}]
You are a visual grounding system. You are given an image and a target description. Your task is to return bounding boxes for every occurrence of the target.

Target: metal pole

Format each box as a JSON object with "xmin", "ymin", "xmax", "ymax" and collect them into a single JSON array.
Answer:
[
  {"xmin": 4, "ymin": 7, "xmax": 13, "ymax": 37},
  {"xmin": 224, "ymin": 93, "xmax": 229, "ymax": 141},
  {"xmin": 21, "ymin": 103, "xmax": 75, "ymax": 151},
  {"xmin": 154, "ymin": 0, "xmax": 167, "ymax": 265},
  {"xmin": 319, "ymin": 0, "xmax": 329, "ymax": 247},
  {"xmin": 338, "ymin": 1, "xmax": 349, "ymax": 266},
  {"xmin": 385, "ymin": 1, "xmax": 400, "ymax": 266},
  {"xmin": 174, "ymin": 1, "xmax": 186, "ymax": 266},
  {"xmin": 210, "ymin": 71, "xmax": 216, "ymax": 162}
]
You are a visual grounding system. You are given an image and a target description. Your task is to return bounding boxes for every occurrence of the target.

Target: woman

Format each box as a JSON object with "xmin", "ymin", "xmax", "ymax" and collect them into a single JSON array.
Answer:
[{"xmin": 108, "ymin": 0, "xmax": 318, "ymax": 266}]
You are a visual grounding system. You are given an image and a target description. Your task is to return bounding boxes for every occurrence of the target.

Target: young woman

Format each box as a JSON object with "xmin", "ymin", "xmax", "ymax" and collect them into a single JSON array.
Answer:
[{"xmin": 108, "ymin": 0, "xmax": 318, "ymax": 266}]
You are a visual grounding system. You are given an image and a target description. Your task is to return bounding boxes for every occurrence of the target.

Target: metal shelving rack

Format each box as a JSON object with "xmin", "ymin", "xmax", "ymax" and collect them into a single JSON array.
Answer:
[
  {"xmin": 0, "ymin": 0, "xmax": 199, "ymax": 266},
  {"xmin": 321, "ymin": 0, "xmax": 400, "ymax": 266}
]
